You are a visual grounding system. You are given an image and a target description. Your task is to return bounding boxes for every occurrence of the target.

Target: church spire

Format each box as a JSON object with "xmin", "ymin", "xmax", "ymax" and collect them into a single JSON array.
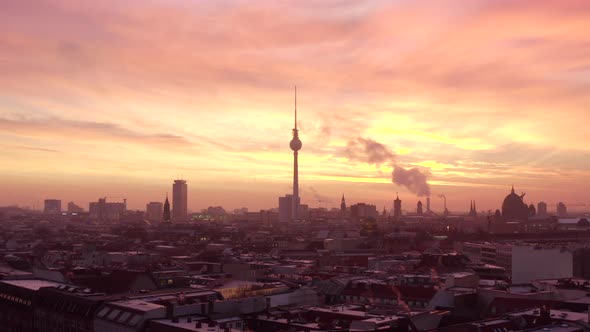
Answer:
[{"xmin": 163, "ymin": 193, "xmax": 171, "ymax": 222}]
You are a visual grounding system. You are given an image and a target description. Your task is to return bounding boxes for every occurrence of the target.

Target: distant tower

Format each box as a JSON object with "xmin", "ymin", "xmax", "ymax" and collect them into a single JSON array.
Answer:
[
  {"xmin": 172, "ymin": 179, "xmax": 188, "ymax": 222},
  {"xmin": 289, "ymin": 87, "xmax": 302, "ymax": 221},
  {"xmin": 163, "ymin": 194, "xmax": 171, "ymax": 222},
  {"xmin": 537, "ymin": 201, "xmax": 548, "ymax": 217},
  {"xmin": 393, "ymin": 195, "xmax": 402, "ymax": 221},
  {"xmin": 528, "ymin": 203, "xmax": 536, "ymax": 217},
  {"xmin": 417, "ymin": 201, "xmax": 423, "ymax": 216},
  {"xmin": 426, "ymin": 196, "xmax": 431, "ymax": 213},
  {"xmin": 469, "ymin": 200, "xmax": 478, "ymax": 217},
  {"xmin": 340, "ymin": 194, "xmax": 346, "ymax": 212},
  {"xmin": 556, "ymin": 202, "xmax": 567, "ymax": 218}
]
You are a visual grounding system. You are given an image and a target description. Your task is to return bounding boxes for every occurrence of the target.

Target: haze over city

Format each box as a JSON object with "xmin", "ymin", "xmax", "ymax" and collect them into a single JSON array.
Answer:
[
  {"xmin": 5, "ymin": 2, "xmax": 590, "ymax": 332},
  {"xmin": 1, "ymin": 0, "xmax": 589, "ymax": 212}
]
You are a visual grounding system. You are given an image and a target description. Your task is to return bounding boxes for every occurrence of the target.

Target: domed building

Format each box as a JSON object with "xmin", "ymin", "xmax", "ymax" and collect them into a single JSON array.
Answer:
[{"xmin": 501, "ymin": 186, "xmax": 530, "ymax": 221}]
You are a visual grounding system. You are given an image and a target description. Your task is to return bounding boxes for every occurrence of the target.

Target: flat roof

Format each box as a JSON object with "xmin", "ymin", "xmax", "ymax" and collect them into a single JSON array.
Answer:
[
  {"xmin": 109, "ymin": 299, "xmax": 165, "ymax": 312},
  {"xmin": 0, "ymin": 279, "xmax": 65, "ymax": 290}
]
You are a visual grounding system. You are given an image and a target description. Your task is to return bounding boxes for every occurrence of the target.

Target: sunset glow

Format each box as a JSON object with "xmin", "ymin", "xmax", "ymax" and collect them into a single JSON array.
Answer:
[{"xmin": 1, "ymin": 0, "xmax": 589, "ymax": 212}]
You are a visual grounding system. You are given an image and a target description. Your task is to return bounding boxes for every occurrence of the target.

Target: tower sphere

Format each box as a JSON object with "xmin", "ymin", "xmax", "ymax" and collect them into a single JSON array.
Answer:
[{"xmin": 290, "ymin": 138, "xmax": 302, "ymax": 151}]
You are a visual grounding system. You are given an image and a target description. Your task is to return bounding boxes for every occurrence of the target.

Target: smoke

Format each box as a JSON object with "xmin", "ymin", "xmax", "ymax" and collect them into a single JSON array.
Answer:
[
  {"xmin": 344, "ymin": 137, "xmax": 395, "ymax": 166},
  {"xmin": 307, "ymin": 187, "xmax": 332, "ymax": 204},
  {"xmin": 343, "ymin": 137, "xmax": 432, "ymax": 197},
  {"xmin": 392, "ymin": 165, "xmax": 431, "ymax": 197}
]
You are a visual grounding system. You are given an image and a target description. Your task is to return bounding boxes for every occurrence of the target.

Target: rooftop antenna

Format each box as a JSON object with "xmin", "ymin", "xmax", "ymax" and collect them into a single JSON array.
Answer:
[{"xmin": 294, "ymin": 85, "xmax": 297, "ymax": 130}]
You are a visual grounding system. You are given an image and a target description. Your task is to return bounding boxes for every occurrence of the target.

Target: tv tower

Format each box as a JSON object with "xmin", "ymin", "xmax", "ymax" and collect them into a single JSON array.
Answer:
[{"xmin": 289, "ymin": 86, "xmax": 302, "ymax": 220}]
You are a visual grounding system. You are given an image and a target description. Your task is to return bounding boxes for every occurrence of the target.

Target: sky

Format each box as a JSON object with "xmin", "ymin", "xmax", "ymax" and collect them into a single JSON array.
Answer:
[{"xmin": 1, "ymin": 0, "xmax": 589, "ymax": 213}]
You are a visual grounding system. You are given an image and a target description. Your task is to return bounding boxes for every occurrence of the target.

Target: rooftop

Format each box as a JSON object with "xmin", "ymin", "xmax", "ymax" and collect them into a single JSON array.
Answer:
[{"xmin": 0, "ymin": 279, "xmax": 65, "ymax": 290}]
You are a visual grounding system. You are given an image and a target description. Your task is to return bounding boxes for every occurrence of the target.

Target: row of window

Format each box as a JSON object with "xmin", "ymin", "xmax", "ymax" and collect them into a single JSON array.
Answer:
[
  {"xmin": 339, "ymin": 295, "xmax": 427, "ymax": 308},
  {"xmin": 0, "ymin": 292, "xmax": 32, "ymax": 306}
]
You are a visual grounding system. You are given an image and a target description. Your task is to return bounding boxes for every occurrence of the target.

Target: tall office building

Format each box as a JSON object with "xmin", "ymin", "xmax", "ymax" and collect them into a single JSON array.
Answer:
[
  {"xmin": 417, "ymin": 201, "xmax": 423, "ymax": 216},
  {"xmin": 556, "ymin": 202, "xmax": 568, "ymax": 218},
  {"xmin": 172, "ymin": 180, "xmax": 188, "ymax": 222},
  {"xmin": 393, "ymin": 195, "xmax": 402, "ymax": 221},
  {"xmin": 146, "ymin": 202, "xmax": 163, "ymax": 222},
  {"xmin": 278, "ymin": 194, "xmax": 294, "ymax": 223},
  {"xmin": 537, "ymin": 201, "xmax": 548, "ymax": 217},
  {"xmin": 44, "ymin": 199, "xmax": 61, "ymax": 215}
]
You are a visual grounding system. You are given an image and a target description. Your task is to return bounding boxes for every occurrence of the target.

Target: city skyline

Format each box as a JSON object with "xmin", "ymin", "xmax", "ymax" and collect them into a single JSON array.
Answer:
[{"xmin": 1, "ymin": 1, "xmax": 589, "ymax": 211}]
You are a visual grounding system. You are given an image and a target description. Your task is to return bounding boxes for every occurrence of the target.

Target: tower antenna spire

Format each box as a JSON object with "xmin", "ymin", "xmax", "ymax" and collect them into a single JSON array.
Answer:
[{"xmin": 294, "ymin": 86, "xmax": 297, "ymax": 130}]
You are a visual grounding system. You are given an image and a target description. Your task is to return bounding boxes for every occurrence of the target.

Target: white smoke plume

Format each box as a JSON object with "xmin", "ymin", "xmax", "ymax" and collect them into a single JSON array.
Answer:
[
  {"xmin": 344, "ymin": 137, "xmax": 395, "ymax": 166},
  {"xmin": 344, "ymin": 137, "xmax": 431, "ymax": 197},
  {"xmin": 392, "ymin": 165, "xmax": 431, "ymax": 197}
]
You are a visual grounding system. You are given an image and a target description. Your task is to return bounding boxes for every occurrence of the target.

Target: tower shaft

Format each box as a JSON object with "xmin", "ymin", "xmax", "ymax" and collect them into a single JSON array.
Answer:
[{"xmin": 293, "ymin": 150, "xmax": 299, "ymax": 220}]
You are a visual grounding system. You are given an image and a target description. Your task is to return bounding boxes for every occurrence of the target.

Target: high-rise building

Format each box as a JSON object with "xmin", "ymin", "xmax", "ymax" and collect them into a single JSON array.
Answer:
[
  {"xmin": 289, "ymin": 87, "xmax": 302, "ymax": 221},
  {"xmin": 557, "ymin": 202, "xmax": 568, "ymax": 218},
  {"xmin": 163, "ymin": 194, "xmax": 171, "ymax": 222},
  {"xmin": 340, "ymin": 194, "xmax": 346, "ymax": 213},
  {"xmin": 278, "ymin": 194, "xmax": 295, "ymax": 222},
  {"xmin": 172, "ymin": 179, "xmax": 188, "ymax": 222},
  {"xmin": 146, "ymin": 202, "xmax": 163, "ymax": 222},
  {"xmin": 417, "ymin": 201, "xmax": 423, "ymax": 216},
  {"xmin": 44, "ymin": 199, "xmax": 61, "ymax": 215},
  {"xmin": 393, "ymin": 195, "xmax": 402, "ymax": 220},
  {"xmin": 537, "ymin": 201, "xmax": 548, "ymax": 217},
  {"xmin": 426, "ymin": 196, "xmax": 431, "ymax": 213},
  {"xmin": 67, "ymin": 201, "xmax": 84, "ymax": 213}
]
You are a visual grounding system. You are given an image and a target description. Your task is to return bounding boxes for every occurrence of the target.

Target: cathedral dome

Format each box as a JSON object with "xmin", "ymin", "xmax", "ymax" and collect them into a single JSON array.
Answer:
[{"xmin": 501, "ymin": 186, "xmax": 529, "ymax": 221}]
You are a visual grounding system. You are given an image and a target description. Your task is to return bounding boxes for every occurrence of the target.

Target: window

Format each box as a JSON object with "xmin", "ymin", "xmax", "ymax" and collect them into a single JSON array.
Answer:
[
  {"xmin": 117, "ymin": 312, "xmax": 131, "ymax": 323},
  {"xmin": 128, "ymin": 315, "xmax": 141, "ymax": 326},
  {"xmin": 97, "ymin": 307, "xmax": 110, "ymax": 318},
  {"xmin": 107, "ymin": 309, "xmax": 121, "ymax": 320}
]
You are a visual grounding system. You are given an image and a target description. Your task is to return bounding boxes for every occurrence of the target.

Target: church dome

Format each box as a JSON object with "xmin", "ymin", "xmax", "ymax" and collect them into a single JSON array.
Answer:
[{"xmin": 501, "ymin": 186, "xmax": 529, "ymax": 221}]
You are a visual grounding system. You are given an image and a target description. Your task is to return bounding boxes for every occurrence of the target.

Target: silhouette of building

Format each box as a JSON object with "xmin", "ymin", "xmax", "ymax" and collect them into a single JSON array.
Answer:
[
  {"xmin": 340, "ymin": 194, "xmax": 346, "ymax": 213},
  {"xmin": 426, "ymin": 196, "xmax": 431, "ymax": 214},
  {"xmin": 43, "ymin": 199, "xmax": 61, "ymax": 215},
  {"xmin": 528, "ymin": 203, "xmax": 536, "ymax": 217},
  {"xmin": 393, "ymin": 195, "xmax": 402, "ymax": 221},
  {"xmin": 67, "ymin": 201, "xmax": 84, "ymax": 213},
  {"xmin": 89, "ymin": 198, "xmax": 126, "ymax": 222},
  {"xmin": 279, "ymin": 194, "xmax": 298, "ymax": 222},
  {"xmin": 350, "ymin": 203, "xmax": 378, "ymax": 221},
  {"xmin": 537, "ymin": 201, "xmax": 548, "ymax": 217},
  {"xmin": 501, "ymin": 186, "xmax": 529, "ymax": 221},
  {"xmin": 557, "ymin": 202, "xmax": 568, "ymax": 218},
  {"xmin": 289, "ymin": 87, "xmax": 302, "ymax": 221},
  {"xmin": 172, "ymin": 179, "xmax": 188, "ymax": 222},
  {"xmin": 416, "ymin": 201, "xmax": 423, "ymax": 216},
  {"xmin": 469, "ymin": 200, "xmax": 478, "ymax": 217},
  {"xmin": 163, "ymin": 194, "xmax": 171, "ymax": 222},
  {"xmin": 146, "ymin": 202, "xmax": 163, "ymax": 222}
]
